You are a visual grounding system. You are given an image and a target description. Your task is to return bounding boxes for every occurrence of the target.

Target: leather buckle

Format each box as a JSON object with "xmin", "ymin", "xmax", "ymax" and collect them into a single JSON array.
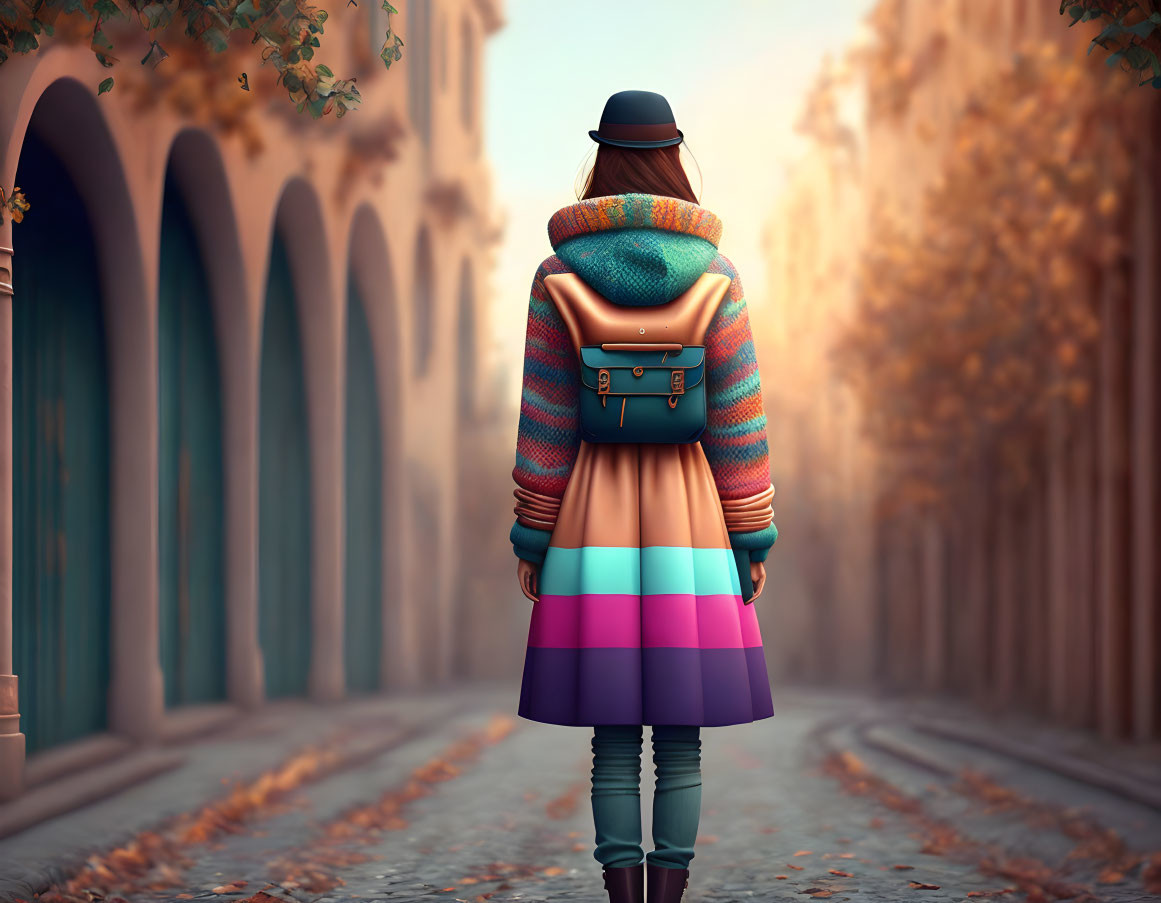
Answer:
[
  {"xmin": 670, "ymin": 369, "xmax": 685, "ymax": 395},
  {"xmin": 598, "ymin": 368, "xmax": 610, "ymax": 407}
]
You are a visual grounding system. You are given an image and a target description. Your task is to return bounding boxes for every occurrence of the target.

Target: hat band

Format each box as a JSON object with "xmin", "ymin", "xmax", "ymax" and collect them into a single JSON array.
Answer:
[{"xmin": 597, "ymin": 121, "xmax": 679, "ymax": 142}]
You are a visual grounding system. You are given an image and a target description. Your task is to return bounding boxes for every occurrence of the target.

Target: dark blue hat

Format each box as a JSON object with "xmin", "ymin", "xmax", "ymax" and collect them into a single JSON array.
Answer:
[{"xmin": 589, "ymin": 90, "xmax": 684, "ymax": 149}]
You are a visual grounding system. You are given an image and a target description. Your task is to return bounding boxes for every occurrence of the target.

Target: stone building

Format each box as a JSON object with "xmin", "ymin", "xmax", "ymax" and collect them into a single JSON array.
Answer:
[
  {"xmin": 0, "ymin": 0, "xmax": 504, "ymax": 802},
  {"xmin": 763, "ymin": 0, "xmax": 1160, "ymax": 740}
]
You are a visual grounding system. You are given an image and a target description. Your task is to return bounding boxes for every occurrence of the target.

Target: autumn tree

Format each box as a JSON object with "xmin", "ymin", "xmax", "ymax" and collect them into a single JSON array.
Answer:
[{"xmin": 834, "ymin": 43, "xmax": 1138, "ymax": 514}]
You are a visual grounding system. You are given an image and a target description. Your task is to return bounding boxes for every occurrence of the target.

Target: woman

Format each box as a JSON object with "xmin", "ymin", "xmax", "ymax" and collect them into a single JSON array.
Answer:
[{"xmin": 509, "ymin": 90, "xmax": 777, "ymax": 903}]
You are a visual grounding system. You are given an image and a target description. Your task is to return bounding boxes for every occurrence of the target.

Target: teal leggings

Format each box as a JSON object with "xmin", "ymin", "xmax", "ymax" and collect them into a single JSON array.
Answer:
[{"xmin": 590, "ymin": 725, "xmax": 702, "ymax": 870}]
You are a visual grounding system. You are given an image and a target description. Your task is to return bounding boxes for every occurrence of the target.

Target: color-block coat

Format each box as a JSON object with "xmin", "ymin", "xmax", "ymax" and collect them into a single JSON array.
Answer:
[{"xmin": 510, "ymin": 193, "xmax": 777, "ymax": 728}]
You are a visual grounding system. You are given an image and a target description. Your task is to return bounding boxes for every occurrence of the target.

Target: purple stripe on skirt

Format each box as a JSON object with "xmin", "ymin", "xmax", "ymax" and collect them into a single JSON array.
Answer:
[{"xmin": 518, "ymin": 646, "xmax": 773, "ymax": 727}]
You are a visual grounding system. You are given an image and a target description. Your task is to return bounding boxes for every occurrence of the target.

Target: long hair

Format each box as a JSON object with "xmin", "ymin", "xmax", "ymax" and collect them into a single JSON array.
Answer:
[{"xmin": 580, "ymin": 143, "xmax": 698, "ymax": 203}]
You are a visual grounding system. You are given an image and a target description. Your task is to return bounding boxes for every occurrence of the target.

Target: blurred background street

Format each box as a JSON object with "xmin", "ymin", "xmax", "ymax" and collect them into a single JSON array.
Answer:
[{"xmin": 0, "ymin": 0, "xmax": 1158, "ymax": 900}]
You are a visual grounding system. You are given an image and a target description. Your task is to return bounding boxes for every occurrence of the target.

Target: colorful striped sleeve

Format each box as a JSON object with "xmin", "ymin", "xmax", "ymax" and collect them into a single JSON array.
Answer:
[
  {"xmin": 703, "ymin": 254, "xmax": 778, "ymax": 562},
  {"xmin": 510, "ymin": 256, "xmax": 580, "ymax": 564}
]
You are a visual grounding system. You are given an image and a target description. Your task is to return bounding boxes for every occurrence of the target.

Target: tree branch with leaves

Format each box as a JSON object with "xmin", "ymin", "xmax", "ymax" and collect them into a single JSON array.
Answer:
[
  {"xmin": 1061, "ymin": 0, "xmax": 1161, "ymax": 86},
  {"xmin": 0, "ymin": 0, "xmax": 403, "ymax": 116}
]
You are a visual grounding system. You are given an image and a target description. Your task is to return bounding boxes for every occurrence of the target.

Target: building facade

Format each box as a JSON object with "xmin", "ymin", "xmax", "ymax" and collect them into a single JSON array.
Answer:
[
  {"xmin": 0, "ymin": 0, "xmax": 504, "ymax": 800},
  {"xmin": 762, "ymin": 0, "xmax": 1160, "ymax": 740}
]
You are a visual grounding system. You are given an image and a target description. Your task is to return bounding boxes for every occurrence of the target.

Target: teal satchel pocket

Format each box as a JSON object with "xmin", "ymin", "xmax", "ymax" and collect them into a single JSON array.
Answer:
[{"xmin": 578, "ymin": 344, "xmax": 706, "ymax": 444}]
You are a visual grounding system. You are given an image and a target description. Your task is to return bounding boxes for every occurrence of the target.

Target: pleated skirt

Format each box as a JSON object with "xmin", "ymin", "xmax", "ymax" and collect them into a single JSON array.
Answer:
[{"xmin": 518, "ymin": 440, "xmax": 774, "ymax": 727}]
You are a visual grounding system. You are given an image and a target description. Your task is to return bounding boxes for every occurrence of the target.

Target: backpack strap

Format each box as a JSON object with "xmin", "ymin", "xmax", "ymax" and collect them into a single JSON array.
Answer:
[{"xmin": 543, "ymin": 272, "xmax": 732, "ymax": 355}]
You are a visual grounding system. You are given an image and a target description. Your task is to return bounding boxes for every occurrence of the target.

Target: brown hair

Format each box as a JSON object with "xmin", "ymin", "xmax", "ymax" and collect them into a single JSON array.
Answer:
[{"xmin": 580, "ymin": 143, "xmax": 698, "ymax": 203}]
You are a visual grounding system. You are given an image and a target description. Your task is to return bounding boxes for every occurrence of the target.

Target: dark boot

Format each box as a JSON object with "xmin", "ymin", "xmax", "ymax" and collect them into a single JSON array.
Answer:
[
  {"xmin": 602, "ymin": 864, "xmax": 644, "ymax": 903},
  {"xmin": 646, "ymin": 863, "xmax": 689, "ymax": 903}
]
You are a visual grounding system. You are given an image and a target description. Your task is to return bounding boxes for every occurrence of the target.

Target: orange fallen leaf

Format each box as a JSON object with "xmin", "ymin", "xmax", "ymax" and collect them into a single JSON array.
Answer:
[
  {"xmin": 543, "ymin": 867, "xmax": 564, "ymax": 877},
  {"xmin": 793, "ymin": 850, "xmax": 813, "ymax": 857},
  {"xmin": 775, "ymin": 875, "xmax": 788, "ymax": 880},
  {"xmin": 893, "ymin": 865, "xmax": 915, "ymax": 870},
  {"xmin": 788, "ymin": 864, "xmax": 805, "ymax": 871},
  {"xmin": 909, "ymin": 882, "xmax": 941, "ymax": 890},
  {"xmin": 829, "ymin": 869, "xmax": 854, "ymax": 877}
]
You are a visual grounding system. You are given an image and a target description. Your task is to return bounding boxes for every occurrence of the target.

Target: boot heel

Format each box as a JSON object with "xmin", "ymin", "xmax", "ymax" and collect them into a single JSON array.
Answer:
[
  {"xmin": 603, "ymin": 864, "xmax": 644, "ymax": 903},
  {"xmin": 646, "ymin": 863, "xmax": 689, "ymax": 903}
]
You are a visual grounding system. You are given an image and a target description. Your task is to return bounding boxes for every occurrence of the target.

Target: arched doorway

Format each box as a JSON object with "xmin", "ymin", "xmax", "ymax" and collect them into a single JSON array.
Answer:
[
  {"xmin": 456, "ymin": 259, "xmax": 476, "ymax": 421},
  {"xmin": 412, "ymin": 228, "xmax": 434, "ymax": 377},
  {"xmin": 343, "ymin": 272, "xmax": 383, "ymax": 694},
  {"xmin": 258, "ymin": 232, "xmax": 312, "ymax": 698},
  {"xmin": 157, "ymin": 169, "xmax": 226, "ymax": 706},
  {"xmin": 12, "ymin": 127, "xmax": 111, "ymax": 753}
]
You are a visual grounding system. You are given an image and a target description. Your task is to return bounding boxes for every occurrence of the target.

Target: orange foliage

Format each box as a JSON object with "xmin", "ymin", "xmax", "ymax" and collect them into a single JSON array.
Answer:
[{"xmin": 835, "ymin": 43, "xmax": 1138, "ymax": 512}]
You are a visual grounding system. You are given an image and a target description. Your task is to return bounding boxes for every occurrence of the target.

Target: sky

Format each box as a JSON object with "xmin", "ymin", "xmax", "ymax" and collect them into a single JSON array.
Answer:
[{"xmin": 482, "ymin": 0, "xmax": 875, "ymax": 389}]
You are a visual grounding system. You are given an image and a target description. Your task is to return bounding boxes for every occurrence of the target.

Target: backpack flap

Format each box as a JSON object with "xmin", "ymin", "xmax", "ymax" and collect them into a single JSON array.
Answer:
[{"xmin": 577, "ymin": 345, "xmax": 707, "ymax": 443}]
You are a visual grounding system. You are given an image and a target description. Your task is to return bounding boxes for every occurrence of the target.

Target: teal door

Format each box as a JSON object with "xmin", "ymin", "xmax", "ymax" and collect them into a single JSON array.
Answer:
[
  {"xmin": 344, "ymin": 277, "xmax": 383, "ymax": 693},
  {"xmin": 258, "ymin": 233, "xmax": 312, "ymax": 698},
  {"xmin": 12, "ymin": 129, "xmax": 111, "ymax": 754},
  {"xmin": 158, "ymin": 175, "xmax": 226, "ymax": 707}
]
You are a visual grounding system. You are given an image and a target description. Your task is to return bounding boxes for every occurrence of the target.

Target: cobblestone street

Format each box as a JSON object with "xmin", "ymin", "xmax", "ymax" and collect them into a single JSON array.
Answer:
[{"xmin": 1, "ymin": 687, "xmax": 1159, "ymax": 903}]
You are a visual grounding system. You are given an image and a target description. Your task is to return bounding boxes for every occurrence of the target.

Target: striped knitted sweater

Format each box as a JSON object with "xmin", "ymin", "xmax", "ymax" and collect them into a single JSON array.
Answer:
[{"xmin": 511, "ymin": 193, "xmax": 776, "ymax": 564}]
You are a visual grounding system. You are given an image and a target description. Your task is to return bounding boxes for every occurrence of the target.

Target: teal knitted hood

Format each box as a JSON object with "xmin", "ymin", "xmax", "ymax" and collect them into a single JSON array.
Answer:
[{"xmin": 547, "ymin": 193, "xmax": 723, "ymax": 307}]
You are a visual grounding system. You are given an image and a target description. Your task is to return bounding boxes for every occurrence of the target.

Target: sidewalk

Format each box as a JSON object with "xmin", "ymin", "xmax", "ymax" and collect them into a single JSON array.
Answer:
[{"xmin": 0, "ymin": 684, "xmax": 509, "ymax": 903}]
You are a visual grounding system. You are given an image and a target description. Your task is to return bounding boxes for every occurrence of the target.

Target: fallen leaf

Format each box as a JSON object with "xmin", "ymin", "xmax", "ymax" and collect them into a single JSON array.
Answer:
[
  {"xmin": 793, "ymin": 850, "xmax": 813, "ymax": 857},
  {"xmin": 543, "ymin": 867, "xmax": 563, "ymax": 877},
  {"xmin": 829, "ymin": 870, "xmax": 854, "ymax": 877},
  {"xmin": 788, "ymin": 864, "xmax": 805, "ymax": 871},
  {"xmin": 893, "ymin": 865, "xmax": 915, "ymax": 871},
  {"xmin": 775, "ymin": 875, "xmax": 789, "ymax": 880},
  {"xmin": 909, "ymin": 881, "xmax": 941, "ymax": 890}
]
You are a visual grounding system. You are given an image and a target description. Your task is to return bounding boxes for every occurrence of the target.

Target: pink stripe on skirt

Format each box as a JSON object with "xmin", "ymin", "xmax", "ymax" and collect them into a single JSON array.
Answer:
[{"xmin": 528, "ymin": 593, "xmax": 762, "ymax": 649}]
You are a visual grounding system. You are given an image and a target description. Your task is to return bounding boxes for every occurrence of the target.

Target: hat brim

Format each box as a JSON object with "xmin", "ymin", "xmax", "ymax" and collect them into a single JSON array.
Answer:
[{"xmin": 589, "ymin": 129, "xmax": 684, "ymax": 149}]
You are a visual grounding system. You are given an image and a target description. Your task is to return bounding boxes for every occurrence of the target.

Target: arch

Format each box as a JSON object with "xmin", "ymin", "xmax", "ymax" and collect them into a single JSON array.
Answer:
[
  {"xmin": 346, "ymin": 205, "xmax": 404, "ymax": 689},
  {"xmin": 438, "ymin": 10, "xmax": 449, "ymax": 89},
  {"xmin": 460, "ymin": 14, "xmax": 476, "ymax": 131},
  {"xmin": 12, "ymin": 109, "xmax": 112, "ymax": 753},
  {"xmin": 343, "ymin": 269, "xmax": 383, "ymax": 694},
  {"xmin": 161, "ymin": 127, "xmax": 254, "ymax": 706},
  {"xmin": 456, "ymin": 257, "xmax": 476, "ymax": 421},
  {"xmin": 412, "ymin": 226, "xmax": 435, "ymax": 378},
  {"xmin": 406, "ymin": 0, "xmax": 431, "ymax": 144},
  {"xmin": 156, "ymin": 154, "xmax": 227, "ymax": 707},
  {"xmin": 408, "ymin": 471, "xmax": 441, "ymax": 682},
  {"xmin": 257, "ymin": 229, "xmax": 313, "ymax": 699}
]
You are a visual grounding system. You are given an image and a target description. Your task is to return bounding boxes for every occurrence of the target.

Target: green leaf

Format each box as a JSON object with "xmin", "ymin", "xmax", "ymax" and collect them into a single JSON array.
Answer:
[
  {"xmin": 382, "ymin": 1, "xmax": 397, "ymax": 11},
  {"xmin": 1124, "ymin": 18, "xmax": 1156, "ymax": 38},
  {"xmin": 97, "ymin": 76, "xmax": 113, "ymax": 94},
  {"xmin": 92, "ymin": 0, "xmax": 121, "ymax": 19},
  {"xmin": 12, "ymin": 29, "xmax": 38, "ymax": 52},
  {"xmin": 316, "ymin": 62, "xmax": 332, "ymax": 76}
]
